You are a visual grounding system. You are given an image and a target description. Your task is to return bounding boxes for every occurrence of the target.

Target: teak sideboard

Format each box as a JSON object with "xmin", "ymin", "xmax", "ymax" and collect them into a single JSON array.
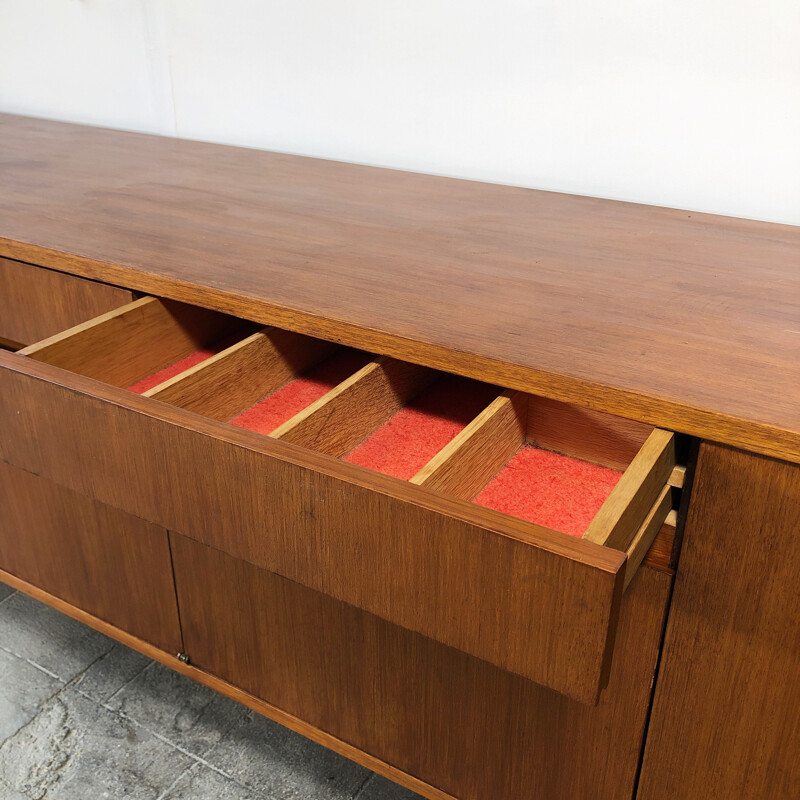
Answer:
[{"xmin": 0, "ymin": 114, "xmax": 798, "ymax": 800}]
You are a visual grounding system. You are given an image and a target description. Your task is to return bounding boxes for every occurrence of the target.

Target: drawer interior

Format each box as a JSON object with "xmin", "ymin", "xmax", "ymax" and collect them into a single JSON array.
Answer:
[{"xmin": 16, "ymin": 295, "xmax": 680, "ymax": 584}]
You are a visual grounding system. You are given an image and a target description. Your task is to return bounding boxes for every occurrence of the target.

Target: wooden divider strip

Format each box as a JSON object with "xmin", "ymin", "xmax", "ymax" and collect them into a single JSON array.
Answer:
[
  {"xmin": 584, "ymin": 428, "xmax": 676, "ymax": 550},
  {"xmin": 271, "ymin": 356, "xmax": 437, "ymax": 457},
  {"xmin": 411, "ymin": 390, "xmax": 525, "ymax": 499},
  {"xmin": 623, "ymin": 486, "xmax": 673, "ymax": 589},
  {"xmin": 668, "ymin": 465, "xmax": 686, "ymax": 488},
  {"xmin": 145, "ymin": 328, "xmax": 338, "ymax": 420},
  {"xmin": 19, "ymin": 296, "xmax": 237, "ymax": 388}
]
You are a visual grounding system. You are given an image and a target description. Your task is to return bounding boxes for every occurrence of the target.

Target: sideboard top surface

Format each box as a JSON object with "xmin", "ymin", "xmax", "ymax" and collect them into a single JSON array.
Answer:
[{"xmin": 1, "ymin": 113, "xmax": 798, "ymax": 463}]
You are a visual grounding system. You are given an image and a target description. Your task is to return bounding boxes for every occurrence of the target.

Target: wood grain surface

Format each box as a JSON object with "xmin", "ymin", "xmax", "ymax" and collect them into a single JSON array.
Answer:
[
  {"xmin": 170, "ymin": 533, "xmax": 673, "ymax": 800},
  {"xmin": 0, "ymin": 255, "xmax": 134, "ymax": 346},
  {"xmin": 21, "ymin": 296, "xmax": 239, "ymax": 387},
  {"xmin": 0, "ymin": 114, "xmax": 798, "ymax": 462},
  {"xmin": 638, "ymin": 443, "xmax": 800, "ymax": 799},
  {"xmin": 0, "ymin": 349, "xmax": 627, "ymax": 702},
  {"xmin": 0, "ymin": 461, "xmax": 182, "ymax": 653}
]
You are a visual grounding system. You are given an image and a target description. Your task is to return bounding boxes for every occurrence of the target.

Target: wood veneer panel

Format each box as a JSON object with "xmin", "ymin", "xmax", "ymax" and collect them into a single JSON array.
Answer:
[
  {"xmin": 0, "ymin": 461, "xmax": 182, "ymax": 654},
  {"xmin": 0, "ymin": 256, "xmax": 134, "ymax": 346},
  {"xmin": 171, "ymin": 533, "xmax": 672, "ymax": 800},
  {"xmin": 638, "ymin": 444, "xmax": 800, "ymax": 800},
  {"xmin": 0, "ymin": 350, "xmax": 625, "ymax": 702},
  {"xmin": 1, "ymin": 115, "xmax": 798, "ymax": 462}
]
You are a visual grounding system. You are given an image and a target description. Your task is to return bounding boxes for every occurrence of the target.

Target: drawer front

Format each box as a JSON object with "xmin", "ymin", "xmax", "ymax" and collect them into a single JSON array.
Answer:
[
  {"xmin": 0, "ymin": 257, "xmax": 135, "ymax": 347},
  {"xmin": 0, "ymin": 350, "xmax": 625, "ymax": 703},
  {"xmin": 171, "ymin": 532, "xmax": 673, "ymax": 800},
  {"xmin": 0, "ymin": 460, "xmax": 182, "ymax": 653}
]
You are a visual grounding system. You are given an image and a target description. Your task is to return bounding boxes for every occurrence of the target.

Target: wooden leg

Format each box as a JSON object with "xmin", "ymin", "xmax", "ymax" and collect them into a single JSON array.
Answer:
[{"xmin": 638, "ymin": 442, "xmax": 800, "ymax": 799}]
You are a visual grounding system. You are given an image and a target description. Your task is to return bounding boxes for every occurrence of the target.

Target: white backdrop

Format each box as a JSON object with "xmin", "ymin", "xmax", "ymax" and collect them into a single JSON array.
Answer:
[{"xmin": 1, "ymin": 0, "xmax": 798, "ymax": 224}]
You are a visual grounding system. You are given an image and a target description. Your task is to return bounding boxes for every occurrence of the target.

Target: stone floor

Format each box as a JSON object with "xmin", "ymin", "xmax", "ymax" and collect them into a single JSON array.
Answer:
[{"xmin": 0, "ymin": 581, "xmax": 422, "ymax": 800}]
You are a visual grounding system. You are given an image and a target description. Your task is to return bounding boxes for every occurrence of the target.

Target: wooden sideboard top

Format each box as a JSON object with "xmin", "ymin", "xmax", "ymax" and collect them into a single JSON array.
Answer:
[{"xmin": 1, "ymin": 113, "xmax": 798, "ymax": 463}]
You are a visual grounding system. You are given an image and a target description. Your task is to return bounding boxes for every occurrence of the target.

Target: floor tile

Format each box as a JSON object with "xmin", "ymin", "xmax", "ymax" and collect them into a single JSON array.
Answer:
[
  {"xmin": 357, "ymin": 774, "xmax": 424, "ymax": 800},
  {"xmin": 106, "ymin": 661, "xmax": 247, "ymax": 758},
  {"xmin": 0, "ymin": 593, "xmax": 113, "ymax": 682},
  {"xmin": 0, "ymin": 688, "xmax": 194, "ymax": 800},
  {"xmin": 162, "ymin": 763, "xmax": 259, "ymax": 799},
  {"xmin": 0, "ymin": 582, "xmax": 15, "ymax": 604},
  {"xmin": 73, "ymin": 642, "xmax": 150, "ymax": 704},
  {"xmin": 204, "ymin": 709, "xmax": 370, "ymax": 799},
  {"xmin": 0, "ymin": 648, "xmax": 63, "ymax": 742},
  {"xmin": 0, "ymin": 776, "xmax": 28, "ymax": 800}
]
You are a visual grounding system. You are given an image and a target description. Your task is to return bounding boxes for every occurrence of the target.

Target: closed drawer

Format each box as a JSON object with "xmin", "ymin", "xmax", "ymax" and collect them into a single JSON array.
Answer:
[
  {"xmin": 0, "ymin": 295, "xmax": 681, "ymax": 703},
  {"xmin": 0, "ymin": 257, "xmax": 135, "ymax": 348}
]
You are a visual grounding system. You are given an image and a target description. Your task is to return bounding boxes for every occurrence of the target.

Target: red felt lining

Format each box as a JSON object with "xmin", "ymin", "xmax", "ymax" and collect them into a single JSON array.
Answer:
[
  {"xmin": 343, "ymin": 375, "xmax": 498, "ymax": 481},
  {"xmin": 474, "ymin": 445, "xmax": 622, "ymax": 537},
  {"xmin": 127, "ymin": 342, "xmax": 231, "ymax": 394},
  {"xmin": 229, "ymin": 349, "xmax": 372, "ymax": 436}
]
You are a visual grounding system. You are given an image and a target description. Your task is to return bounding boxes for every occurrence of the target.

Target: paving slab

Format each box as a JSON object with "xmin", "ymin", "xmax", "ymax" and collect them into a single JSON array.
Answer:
[
  {"xmin": 203, "ymin": 708, "xmax": 370, "ymax": 799},
  {"xmin": 0, "ymin": 687, "xmax": 194, "ymax": 800},
  {"xmin": 106, "ymin": 661, "xmax": 248, "ymax": 758},
  {"xmin": 357, "ymin": 774, "xmax": 424, "ymax": 800},
  {"xmin": 73, "ymin": 642, "xmax": 150, "ymax": 704},
  {"xmin": 0, "ymin": 648, "xmax": 63, "ymax": 743},
  {"xmin": 0, "ymin": 776, "xmax": 28, "ymax": 800},
  {"xmin": 0, "ymin": 593, "xmax": 113, "ymax": 682},
  {"xmin": 162, "ymin": 762, "xmax": 260, "ymax": 800}
]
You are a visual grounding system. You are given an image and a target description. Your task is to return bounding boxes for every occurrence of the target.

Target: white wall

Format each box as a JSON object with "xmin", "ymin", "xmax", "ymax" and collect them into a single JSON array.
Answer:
[{"xmin": 1, "ymin": 0, "xmax": 798, "ymax": 225}]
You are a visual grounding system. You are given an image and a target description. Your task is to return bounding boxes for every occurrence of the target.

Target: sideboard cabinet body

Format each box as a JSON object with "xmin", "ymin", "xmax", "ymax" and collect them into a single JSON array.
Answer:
[{"xmin": 0, "ymin": 113, "xmax": 798, "ymax": 800}]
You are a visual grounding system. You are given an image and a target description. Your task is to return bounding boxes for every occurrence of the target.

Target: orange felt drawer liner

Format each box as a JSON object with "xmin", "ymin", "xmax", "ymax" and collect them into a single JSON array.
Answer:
[
  {"xmin": 343, "ymin": 376, "xmax": 498, "ymax": 481},
  {"xmin": 474, "ymin": 446, "xmax": 622, "ymax": 537},
  {"xmin": 229, "ymin": 349, "xmax": 372, "ymax": 436}
]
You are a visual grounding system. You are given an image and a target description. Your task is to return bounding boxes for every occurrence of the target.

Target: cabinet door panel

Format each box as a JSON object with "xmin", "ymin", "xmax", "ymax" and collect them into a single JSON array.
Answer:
[
  {"xmin": 0, "ymin": 461, "xmax": 182, "ymax": 654},
  {"xmin": 639, "ymin": 444, "xmax": 800, "ymax": 800},
  {"xmin": 171, "ymin": 532, "xmax": 672, "ymax": 800}
]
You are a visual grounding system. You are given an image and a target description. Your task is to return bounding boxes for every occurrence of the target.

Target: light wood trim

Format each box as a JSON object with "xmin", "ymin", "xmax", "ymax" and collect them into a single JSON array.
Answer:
[
  {"xmin": 527, "ymin": 395, "xmax": 654, "ymax": 471},
  {"xmin": 144, "ymin": 327, "xmax": 338, "ymax": 420},
  {"xmin": 668, "ymin": 465, "xmax": 685, "ymax": 489},
  {"xmin": 271, "ymin": 356, "xmax": 437, "ymax": 457},
  {"xmin": 19, "ymin": 296, "xmax": 238, "ymax": 388},
  {"xmin": 584, "ymin": 429, "xmax": 676, "ymax": 550},
  {"xmin": 411, "ymin": 390, "xmax": 524, "ymax": 499},
  {"xmin": 623, "ymin": 486, "xmax": 673, "ymax": 589},
  {"xmin": 0, "ymin": 568, "xmax": 456, "ymax": 800}
]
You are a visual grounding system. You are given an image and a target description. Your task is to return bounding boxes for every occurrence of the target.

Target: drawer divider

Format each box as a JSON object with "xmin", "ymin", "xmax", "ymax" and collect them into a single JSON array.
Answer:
[
  {"xmin": 144, "ymin": 327, "xmax": 338, "ymax": 420},
  {"xmin": 410, "ymin": 389, "xmax": 526, "ymax": 499},
  {"xmin": 271, "ymin": 357, "xmax": 437, "ymax": 457}
]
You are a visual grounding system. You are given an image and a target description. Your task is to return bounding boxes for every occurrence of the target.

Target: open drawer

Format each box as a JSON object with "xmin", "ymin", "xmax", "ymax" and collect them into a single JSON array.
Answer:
[{"xmin": 0, "ymin": 295, "xmax": 680, "ymax": 703}]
